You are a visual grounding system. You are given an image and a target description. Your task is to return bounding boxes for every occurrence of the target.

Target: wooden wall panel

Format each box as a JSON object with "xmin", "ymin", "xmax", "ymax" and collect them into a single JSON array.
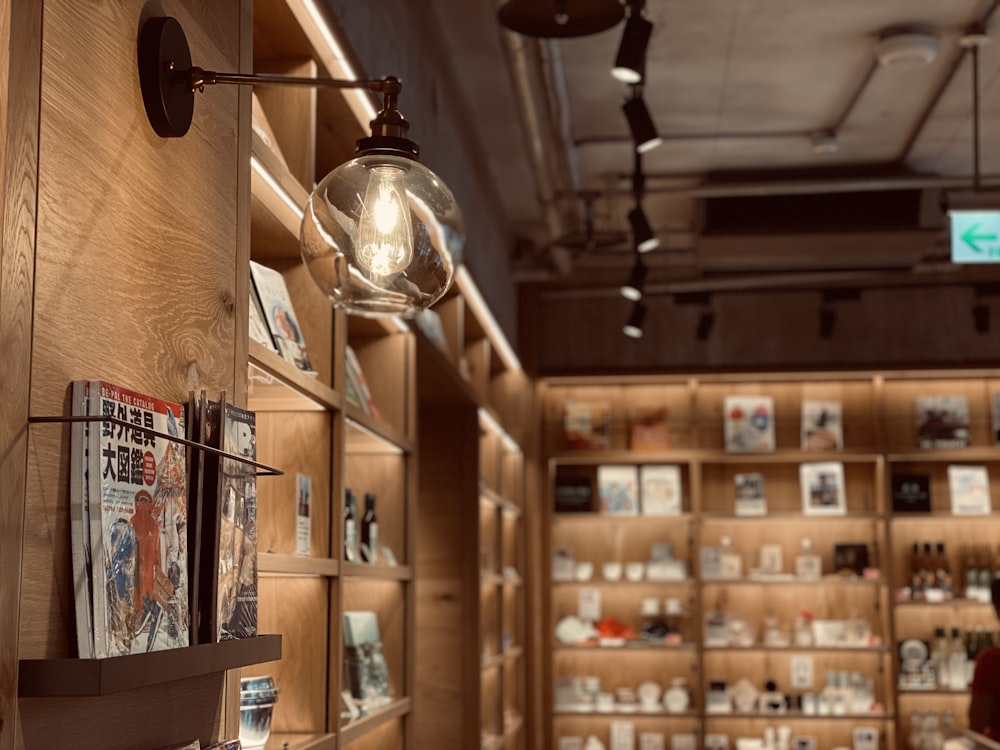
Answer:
[
  {"xmin": 13, "ymin": 0, "xmax": 250, "ymax": 747},
  {"xmin": 0, "ymin": 0, "xmax": 41, "ymax": 746}
]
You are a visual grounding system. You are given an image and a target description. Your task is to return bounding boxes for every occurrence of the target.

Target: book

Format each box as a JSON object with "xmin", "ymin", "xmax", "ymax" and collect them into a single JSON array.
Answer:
[
  {"xmin": 800, "ymin": 399, "xmax": 843, "ymax": 451},
  {"xmin": 639, "ymin": 464, "xmax": 682, "ymax": 515},
  {"xmin": 564, "ymin": 400, "xmax": 612, "ymax": 450},
  {"xmin": 629, "ymin": 408, "xmax": 670, "ymax": 451},
  {"xmin": 553, "ymin": 476, "xmax": 594, "ymax": 513},
  {"xmin": 296, "ymin": 473, "xmax": 311, "ymax": 556},
  {"xmin": 914, "ymin": 395, "xmax": 970, "ymax": 449},
  {"xmin": 799, "ymin": 461, "xmax": 847, "ymax": 516},
  {"xmin": 69, "ymin": 380, "xmax": 94, "ymax": 657},
  {"xmin": 947, "ymin": 464, "xmax": 992, "ymax": 515},
  {"xmin": 993, "ymin": 392, "xmax": 1000, "ymax": 446},
  {"xmin": 249, "ymin": 284, "xmax": 278, "ymax": 354},
  {"xmin": 345, "ymin": 345, "xmax": 381, "ymax": 419},
  {"xmin": 597, "ymin": 464, "xmax": 639, "ymax": 515},
  {"xmin": 343, "ymin": 610, "xmax": 393, "ymax": 714},
  {"xmin": 891, "ymin": 474, "xmax": 931, "ymax": 513},
  {"xmin": 88, "ymin": 380, "xmax": 190, "ymax": 658},
  {"xmin": 249, "ymin": 260, "xmax": 313, "ymax": 372},
  {"xmin": 723, "ymin": 396, "xmax": 775, "ymax": 453},
  {"xmin": 202, "ymin": 396, "xmax": 259, "ymax": 642},
  {"xmin": 733, "ymin": 472, "xmax": 767, "ymax": 516}
]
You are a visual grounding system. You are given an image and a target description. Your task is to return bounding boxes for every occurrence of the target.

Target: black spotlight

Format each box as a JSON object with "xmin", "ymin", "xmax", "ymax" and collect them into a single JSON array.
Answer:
[
  {"xmin": 612, "ymin": 3, "xmax": 652, "ymax": 83},
  {"xmin": 628, "ymin": 205, "xmax": 659, "ymax": 253},
  {"xmin": 622, "ymin": 89, "xmax": 662, "ymax": 154},
  {"xmin": 623, "ymin": 301, "xmax": 648, "ymax": 338},
  {"xmin": 620, "ymin": 257, "xmax": 648, "ymax": 301}
]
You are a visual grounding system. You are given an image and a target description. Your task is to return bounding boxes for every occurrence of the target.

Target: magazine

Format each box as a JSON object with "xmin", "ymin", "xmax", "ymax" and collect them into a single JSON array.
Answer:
[
  {"xmin": 563, "ymin": 400, "xmax": 612, "ymax": 450},
  {"xmin": 597, "ymin": 464, "xmax": 639, "ymax": 515},
  {"xmin": 723, "ymin": 396, "xmax": 775, "ymax": 453},
  {"xmin": 639, "ymin": 464, "xmax": 682, "ymax": 515},
  {"xmin": 343, "ymin": 610, "xmax": 393, "ymax": 714},
  {"xmin": 799, "ymin": 461, "xmax": 847, "ymax": 516},
  {"xmin": 69, "ymin": 380, "xmax": 94, "ymax": 657},
  {"xmin": 88, "ymin": 380, "xmax": 190, "ymax": 658},
  {"xmin": 801, "ymin": 400, "xmax": 843, "ymax": 451},
  {"xmin": 947, "ymin": 465, "xmax": 992, "ymax": 515},
  {"xmin": 250, "ymin": 260, "xmax": 313, "ymax": 372},
  {"xmin": 914, "ymin": 395, "xmax": 970, "ymax": 449},
  {"xmin": 207, "ymin": 398, "xmax": 259, "ymax": 641},
  {"xmin": 734, "ymin": 472, "xmax": 767, "ymax": 516}
]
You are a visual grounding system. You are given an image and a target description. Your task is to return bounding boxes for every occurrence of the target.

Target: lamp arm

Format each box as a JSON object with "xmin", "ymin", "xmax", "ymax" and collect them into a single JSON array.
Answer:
[{"xmin": 184, "ymin": 68, "xmax": 402, "ymax": 97}]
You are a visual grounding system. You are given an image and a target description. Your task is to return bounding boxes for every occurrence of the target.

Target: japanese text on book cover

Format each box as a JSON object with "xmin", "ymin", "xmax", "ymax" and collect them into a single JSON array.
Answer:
[{"xmin": 90, "ymin": 381, "xmax": 189, "ymax": 657}]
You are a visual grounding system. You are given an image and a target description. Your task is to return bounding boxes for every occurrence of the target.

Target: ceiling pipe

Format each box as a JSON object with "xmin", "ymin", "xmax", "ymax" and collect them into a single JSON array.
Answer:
[
  {"xmin": 498, "ymin": 29, "xmax": 579, "ymax": 273},
  {"xmin": 897, "ymin": 1, "xmax": 1000, "ymax": 162},
  {"xmin": 590, "ymin": 172, "xmax": 1000, "ymax": 199}
]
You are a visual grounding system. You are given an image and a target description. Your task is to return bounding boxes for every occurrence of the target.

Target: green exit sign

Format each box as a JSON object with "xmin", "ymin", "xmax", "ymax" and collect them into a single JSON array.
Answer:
[{"xmin": 950, "ymin": 210, "xmax": 1000, "ymax": 262}]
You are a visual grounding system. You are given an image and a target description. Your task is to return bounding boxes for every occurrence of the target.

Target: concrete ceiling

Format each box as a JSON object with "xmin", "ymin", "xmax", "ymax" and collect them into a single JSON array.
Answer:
[{"xmin": 425, "ymin": 0, "xmax": 1000, "ymax": 299}]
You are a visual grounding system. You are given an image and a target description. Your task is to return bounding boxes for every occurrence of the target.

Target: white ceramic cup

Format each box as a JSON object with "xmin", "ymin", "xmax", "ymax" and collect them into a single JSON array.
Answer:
[
  {"xmin": 624, "ymin": 562, "xmax": 645, "ymax": 582},
  {"xmin": 602, "ymin": 561, "xmax": 623, "ymax": 581},
  {"xmin": 574, "ymin": 561, "xmax": 594, "ymax": 582}
]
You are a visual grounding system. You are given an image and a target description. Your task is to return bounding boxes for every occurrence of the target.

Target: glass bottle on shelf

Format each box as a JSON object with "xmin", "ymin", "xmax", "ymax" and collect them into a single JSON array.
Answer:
[
  {"xmin": 795, "ymin": 537, "xmax": 822, "ymax": 581},
  {"xmin": 921, "ymin": 542, "xmax": 936, "ymax": 593},
  {"xmin": 934, "ymin": 542, "xmax": 952, "ymax": 600},
  {"xmin": 948, "ymin": 626, "xmax": 967, "ymax": 690},
  {"xmin": 978, "ymin": 545, "xmax": 993, "ymax": 598},
  {"xmin": 931, "ymin": 626, "xmax": 950, "ymax": 688},
  {"xmin": 344, "ymin": 488, "xmax": 359, "ymax": 562},
  {"xmin": 361, "ymin": 492, "xmax": 379, "ymax": 563},
  {"xmin": 910, "ymin": 542, "xmax": 923, "ymax": 599},
  {"xmin": 963, "ymin": 544, "xmax": 977, "ymax": 600}
]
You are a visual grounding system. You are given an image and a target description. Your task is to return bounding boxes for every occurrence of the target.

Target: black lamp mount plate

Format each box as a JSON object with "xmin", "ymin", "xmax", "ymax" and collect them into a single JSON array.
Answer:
[{"xmin": 138, "ymin": 16, "xmax": 196, "ymax": 138}]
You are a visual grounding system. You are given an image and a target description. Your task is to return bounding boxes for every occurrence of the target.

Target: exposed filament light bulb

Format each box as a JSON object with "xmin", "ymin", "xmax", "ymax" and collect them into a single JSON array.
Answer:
[{"xmin": 356, "ymin": 165, "xmax": 413, "ymax": 276}]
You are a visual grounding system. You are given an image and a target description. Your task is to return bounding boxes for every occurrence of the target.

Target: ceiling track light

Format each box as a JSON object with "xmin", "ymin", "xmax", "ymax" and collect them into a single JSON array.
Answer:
[
  {"xmin": 137, "ymin": 16, "xmax": 464, "ymax": 319},
  {"xmin": 628, "ymin": 205, "xmax": 659, "ymax": 253},
  {"xmin": 622, "ymin": 87, "xmax": 662, "ymax": 154},
  {"xmin": 623, "ymin": 300, "xmax": 647, "ymax": 339},
  {"xmin": 612, "ymin": 1, "xmax": 652, "ymax": 84},
  {"xmin": 620, "ymin": 257, "xmax": 648, "ymax": 301}
]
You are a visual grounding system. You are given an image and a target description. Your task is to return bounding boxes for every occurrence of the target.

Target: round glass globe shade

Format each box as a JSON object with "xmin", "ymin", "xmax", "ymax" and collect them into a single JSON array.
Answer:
[{"xmin": 301, "ymin": 153, "xmax": 464, "ymax": 318}]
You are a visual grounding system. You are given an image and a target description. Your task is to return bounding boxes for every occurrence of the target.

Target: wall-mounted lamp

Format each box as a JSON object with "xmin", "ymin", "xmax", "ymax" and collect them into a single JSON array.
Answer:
[
  {"xmin": 628, "ymin": 205, "xmax": 659, "ymax": 253},
  {"xmin": 611, "ymin": 1, "xmax": 652, "ymax": 84},
  {"xmin": 622, "ymin": 86, "xmax": 662, "ymax": 154},
  {"xmin": 623, "ymin": 301, "xmax": 647, "ymax": 338},
  {"xmin": 620, "ymin": 257, "xmax": 648, "ymax": 301},
  {"xmin": 138, "ymin": 17, "xmax": 464, "ymax": 319}
]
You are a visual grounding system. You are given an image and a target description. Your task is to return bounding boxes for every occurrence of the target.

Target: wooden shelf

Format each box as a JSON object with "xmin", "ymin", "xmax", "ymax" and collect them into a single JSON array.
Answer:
[
  {"xmin": 700, "ymin": 513, "xmax": 884, "ymax": 522},
  {"xmin": 552, "ymin": 578, "xmax": 695, "ymax": 587},
  {"xmin": 886, "ymin": 448, "xmax": 1000, "ymax": 462},
  {"xmin": 259, "ymin": 552, "xmax": 340, "ymax": 577},
  {"xmin": 345, "ymin": 413, "xmax": 414, "ymax": 455},
  {"xmin": 339, "ymin": 697, "xmax": 412, "ymax": 744},
  {"xmin": 894, "ymin": 598, "xmax": 993, "ymax": 609},
  {"xmin": 266, "ymin": 732, "xmax": 337, "ymax": 750},
  {"xmin": 553, "ymin": 512, "xmax": 695, "ymax": 524},
  {"xmin": 703, "ymin": 712, "xmax": 891, "ymax": 722},
  {"xmin": 553, "ymin": 642, "xmax": 698, "ymax": 653},
  {"xmin": 703, "ymin": 645, "xmax": 887, "ymax": 654},
  {"xmin": 18, "ymin": 635, "xmax": 282, "ymax": 697},
  {"xmin": 554, "ymin": 708, "xmax": 700, "ymax": 718},
  {"xmin": 250, "ymin": 342, "xmax": 339, "ymax": 411},
  {"xmin": 341, "ymin": 562, "xmax": 413, "ymax": 581},
  {"xmin": 700, "ymin": 578, "xmax": 884, "ymax": 588}
]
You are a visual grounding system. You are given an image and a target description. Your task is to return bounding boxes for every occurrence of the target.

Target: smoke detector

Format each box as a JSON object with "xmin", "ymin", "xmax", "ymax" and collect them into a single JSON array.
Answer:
[{"xmin": 875, "ymin": 30, "xmax": 939, "ymax": 69}]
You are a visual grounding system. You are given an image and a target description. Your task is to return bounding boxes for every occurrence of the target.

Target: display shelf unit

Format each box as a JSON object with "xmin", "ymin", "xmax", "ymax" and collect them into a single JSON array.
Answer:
[
  {"xmin": 243, "ymin": 2, "xmax": 420, "ymax": 749},
  {"xmin": 541, "ymin": 371, "xmax": 1000, "ymax": 750},
  {"xmin": 413, "ymin": 285, "xmax": 530, "ymax": 750}
]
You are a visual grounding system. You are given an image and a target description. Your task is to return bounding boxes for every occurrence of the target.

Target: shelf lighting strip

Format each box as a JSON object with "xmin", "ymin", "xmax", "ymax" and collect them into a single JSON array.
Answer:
[
  {"xmin": 250, "ymin": 155, "xmax": 304, "ymax": 220},
  {"xmin": 456, "ymin": 266, "xmax": 523, "ymax": 373},
  {"xmin": 478, "ymin": 407, "xmax": 520, "ymax": 454},
  {"xmin": 300, "ymin": 0, "xmax": 379, "ymax": 127}
]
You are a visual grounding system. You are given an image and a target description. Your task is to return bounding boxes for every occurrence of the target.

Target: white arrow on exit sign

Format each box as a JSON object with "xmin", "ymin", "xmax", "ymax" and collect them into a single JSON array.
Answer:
[{"xmin": 950, "ymin": 210, "xmax": 1000, "ymax": 263}]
